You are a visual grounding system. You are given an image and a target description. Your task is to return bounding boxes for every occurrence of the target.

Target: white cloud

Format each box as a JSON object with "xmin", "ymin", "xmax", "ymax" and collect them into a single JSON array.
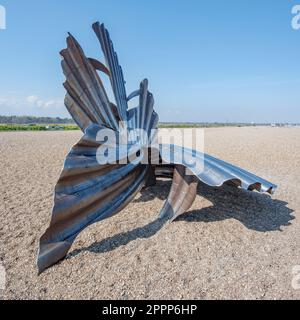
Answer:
[
  {"xmin": 26, "ymin": 95, "xmax": 39, "ymax": 104},
  {"xmin": 0, "ymin": 95, "xmax": 68, "ymax": 117},
  {"xmin": 26, "ymin": 95, "xmax": 63, "ymax": 109}
]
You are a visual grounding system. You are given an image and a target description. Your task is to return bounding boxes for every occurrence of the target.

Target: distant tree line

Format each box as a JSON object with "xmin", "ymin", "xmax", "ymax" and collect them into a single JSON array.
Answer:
[
  {"xmin": 0, "ymin": 115, "xmax": 75, "ymax": 125},
  {"xmin": 0, "ymin": 116, "xmax": 297, "ymax": 128}
]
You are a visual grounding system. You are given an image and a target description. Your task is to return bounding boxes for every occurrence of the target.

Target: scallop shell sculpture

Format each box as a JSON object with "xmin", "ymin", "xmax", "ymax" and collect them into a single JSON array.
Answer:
[{"xmin": 37, "ymin": 23, "xmax": 277, "ymax": 273}]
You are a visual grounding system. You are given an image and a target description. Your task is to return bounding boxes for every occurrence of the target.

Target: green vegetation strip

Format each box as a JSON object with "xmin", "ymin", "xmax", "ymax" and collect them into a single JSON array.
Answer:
[
  {"xmin": 0, "ymin": 124, "xmax": 80, "ymax": 131},
  {"xmin": 0, "ymin": 123, "xmax": 281, "ymax": 132}
]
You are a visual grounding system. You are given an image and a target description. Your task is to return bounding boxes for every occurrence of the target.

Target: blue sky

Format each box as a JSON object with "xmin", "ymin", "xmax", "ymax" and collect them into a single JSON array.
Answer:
[{"xmin": 0, "ymin": 0, "xmax": 299, "ymax": 123}]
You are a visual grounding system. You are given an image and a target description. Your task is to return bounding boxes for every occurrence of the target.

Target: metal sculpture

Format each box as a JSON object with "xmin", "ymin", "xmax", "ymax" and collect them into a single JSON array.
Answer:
[{"xmin": 37, "ymin": 22, "xmax": 277, "ymax": 274}]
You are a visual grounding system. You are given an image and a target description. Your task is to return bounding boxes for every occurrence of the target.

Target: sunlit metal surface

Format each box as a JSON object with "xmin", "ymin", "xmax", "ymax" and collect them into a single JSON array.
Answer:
[{"xmin": 37, "ymin": 23, "xmax": 277, "ymax": 274}]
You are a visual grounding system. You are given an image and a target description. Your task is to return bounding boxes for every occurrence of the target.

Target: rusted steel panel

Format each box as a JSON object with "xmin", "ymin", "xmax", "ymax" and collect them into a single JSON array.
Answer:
[
  {"xmin": 159, "ymin": 165, "xmax": 199, "ymax": 222},
  {"xmin": 38, "ymin": 126, "xmax": 151, "ymax": 273},
  {"xmin": 37, "ymin": 23, "xmax": 277, "ymax": 274}
]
